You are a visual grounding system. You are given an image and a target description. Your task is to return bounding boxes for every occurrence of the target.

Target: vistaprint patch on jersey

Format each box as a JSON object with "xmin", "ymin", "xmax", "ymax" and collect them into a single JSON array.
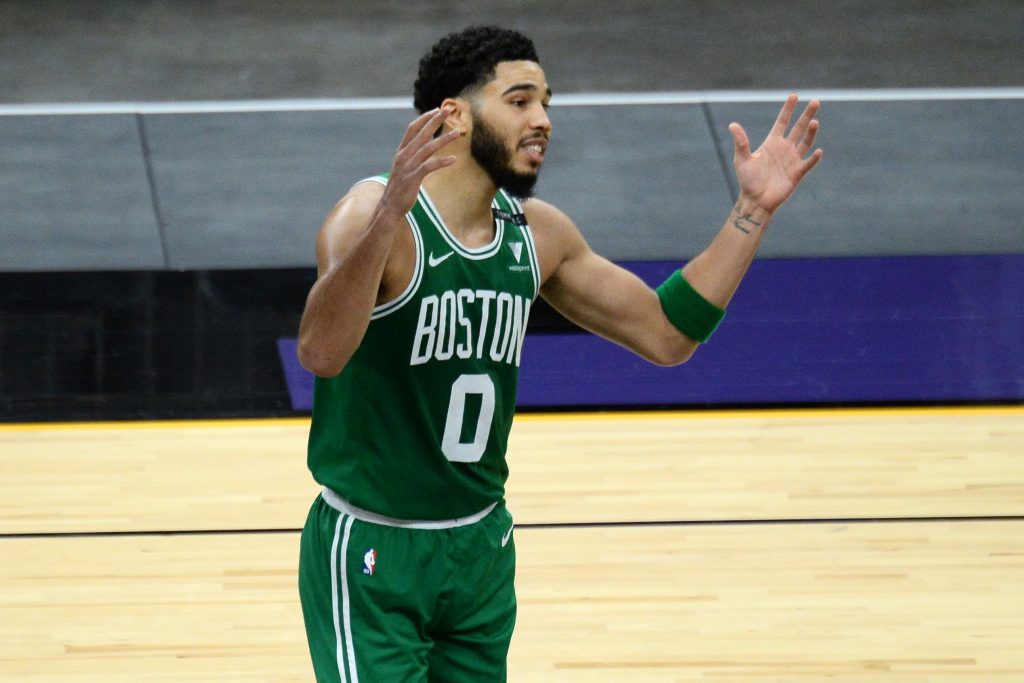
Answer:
[
  {"xmin": 508, "ymin": 241, "xmax": 523, "ymax": 263},
  {"xmin": 492, "ymin": 207, "xmax": 527, "ymax": 225},
  {"xmin": 363, "ymin": 548, "xmax": 376, "ymax": 576}
]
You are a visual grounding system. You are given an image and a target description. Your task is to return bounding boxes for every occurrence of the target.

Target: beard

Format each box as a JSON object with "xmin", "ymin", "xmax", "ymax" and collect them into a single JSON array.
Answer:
[{"xmin": 470, "ymin": 111, "xmax": 540, "ymax": 200}]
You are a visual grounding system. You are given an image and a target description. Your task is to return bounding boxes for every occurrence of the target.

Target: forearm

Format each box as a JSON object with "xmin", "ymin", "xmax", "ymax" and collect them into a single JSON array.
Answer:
[
  {"xmin": 298, "ymin": 108, "xmax": 462, "ymax": 377},
  {"xmin": 297, "ymin": 204, "xmax": 405, "ymax": 376},
  {"xmin": 680, "ymin": 197, "xmax": 773, "ymax": 308}
]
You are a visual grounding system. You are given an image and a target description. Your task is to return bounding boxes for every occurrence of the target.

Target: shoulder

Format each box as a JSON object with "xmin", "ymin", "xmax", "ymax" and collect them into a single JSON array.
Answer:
[
  {"xmin": 522, "ymin": 198, "xmax": 586, "ymax": 249},
  {"xmin": 521, "ymin": 198, "xmax": 590, "ymax": 281},
  {"xmin": 314, "ymin": 178, "xmax": 400, "ymax": 275},
  {"xmin": 317, "ymin": 180, "xmax": 389, "ymax": 246},
  {"xmin": 522, "ymin": 197, "xmax": 573, "ymax": 231},
  {"xmin": 328, "ymin": 178, "xmax": 388, "ymax": 224}
]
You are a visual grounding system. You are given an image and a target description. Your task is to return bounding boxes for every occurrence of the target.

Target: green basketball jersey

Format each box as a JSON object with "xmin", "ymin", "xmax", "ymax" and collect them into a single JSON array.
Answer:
[{"xmin": 307, "ymin": 176, "xmax": 541, "ymax": 520}]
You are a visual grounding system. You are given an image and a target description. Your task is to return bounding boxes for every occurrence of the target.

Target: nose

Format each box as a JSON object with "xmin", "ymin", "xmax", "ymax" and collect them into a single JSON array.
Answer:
[{"xmin": 531, "ymin": 103, "xmax": 552, "ymax": 136}]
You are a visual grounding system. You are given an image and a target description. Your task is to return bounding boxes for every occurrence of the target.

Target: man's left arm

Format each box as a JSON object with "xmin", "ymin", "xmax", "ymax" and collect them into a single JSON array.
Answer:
[
  {"xmin": 680, "ymin": 94, "xmax": 822, "ymax": 306},
  {"xmin": 533, "ymin": 94, "xmax": 822, "ymax": 366}
]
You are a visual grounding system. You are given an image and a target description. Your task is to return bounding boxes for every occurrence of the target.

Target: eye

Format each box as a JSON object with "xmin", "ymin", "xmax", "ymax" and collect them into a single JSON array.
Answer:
[{"xmin": 510, "ymin": 99, "xmax": 527, "ymax": 108}]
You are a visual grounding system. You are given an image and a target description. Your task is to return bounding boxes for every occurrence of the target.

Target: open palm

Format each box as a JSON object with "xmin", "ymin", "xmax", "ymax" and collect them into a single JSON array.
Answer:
[{"xmin": 730, "ymin": 95, "xmax": 823, "ymax": 214}]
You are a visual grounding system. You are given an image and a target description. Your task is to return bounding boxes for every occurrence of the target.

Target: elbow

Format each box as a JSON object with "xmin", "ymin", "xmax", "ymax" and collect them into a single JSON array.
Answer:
[
  {"xmin": 650, "ymin": 349, "xmax": 693, "ymax": 368},
  {"xmin": 296, "ymin": 318, "xmax": 368, "ymax": 378},
  {"xmin": 648, "ymin": 336, "xmax": 698, "ymax": 367},
  {"xmin": 297, "ymin": 338, "xmax": 348, "ymax": 378}
]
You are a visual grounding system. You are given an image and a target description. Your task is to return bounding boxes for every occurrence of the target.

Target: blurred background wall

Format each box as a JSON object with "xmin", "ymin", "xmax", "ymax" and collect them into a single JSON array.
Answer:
[{"xmin": 1, "ymin": 0, "xmax": 1021, "ymax": 419}]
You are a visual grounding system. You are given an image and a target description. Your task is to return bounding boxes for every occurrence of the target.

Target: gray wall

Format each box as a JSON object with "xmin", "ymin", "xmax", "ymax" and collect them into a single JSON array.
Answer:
[
  {"xmin": 2, "ymin": 1, "xmax": 1021, "ymax": 101},
  {"xmin": 2, "ymin": 97, "xmax": 1021, "ymax": 271},
  {"xmin": 1, "ymin": 1, "xmax": 1022, "ymax": 271}
]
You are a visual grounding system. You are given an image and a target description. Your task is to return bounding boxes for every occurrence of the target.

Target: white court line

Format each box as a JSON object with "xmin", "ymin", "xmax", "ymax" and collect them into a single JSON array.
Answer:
[{"xmin": 0, "ymin": 87, "xmax": 1021, "ymax": 116}]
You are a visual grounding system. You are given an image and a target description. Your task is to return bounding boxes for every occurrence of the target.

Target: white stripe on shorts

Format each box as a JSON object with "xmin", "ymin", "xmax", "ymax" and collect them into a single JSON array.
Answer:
[
  {"xmin": 340, "ymin": 515, "xmax": 359, "ymax": 683},
  {"xmin": 331, "ymin": 514, "xmax": 359, "ymax": 683},
  {"xmin": 329, "ymin": 516, "xmax": 347, "ymax": 683}
]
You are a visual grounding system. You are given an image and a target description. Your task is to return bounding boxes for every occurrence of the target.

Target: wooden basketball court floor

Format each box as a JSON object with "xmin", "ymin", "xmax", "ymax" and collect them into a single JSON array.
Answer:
[{"xmin": 1, "ymin": 406, "xmax": 1022, "ymax": 681}]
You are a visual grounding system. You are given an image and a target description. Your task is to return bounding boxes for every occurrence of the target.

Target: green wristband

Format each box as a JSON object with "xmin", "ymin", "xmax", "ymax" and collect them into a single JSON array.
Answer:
[{"xmin": 655, "ymin": 271, "xmax": 726, "ymax": 343}]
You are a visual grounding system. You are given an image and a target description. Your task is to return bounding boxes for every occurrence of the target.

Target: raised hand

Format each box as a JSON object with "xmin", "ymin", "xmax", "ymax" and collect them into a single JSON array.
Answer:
[
  {"xmin": 729, "ymin": 94, "xmax": 823, "ymax": 215},
  {"xmin": 380, "ymin": 108, "xmax": 462, "ymax": 215}
]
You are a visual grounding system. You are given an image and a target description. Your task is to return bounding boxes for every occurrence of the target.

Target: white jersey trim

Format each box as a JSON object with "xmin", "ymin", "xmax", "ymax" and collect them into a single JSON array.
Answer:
[
  {"xmin": 417, "ymin": 187, "xmax": 504, "ymax": 260},
  {"xmin": 522, "ymin": 223, "xmax": 541, "ymax": 300},
  {"xmin": 322, "ymin": 486, "xmax": 498, "ymax": 529},
  {"xmin": 502, "ymin": 192, "xmax": 541, "ymax": 300},
  {"xmin": 352, "ymin": 176, "xmax": 425, "ymax": 321},
  {"xmin": 370, "ymin": 212, "xmax": 423, "ymax": 320}
]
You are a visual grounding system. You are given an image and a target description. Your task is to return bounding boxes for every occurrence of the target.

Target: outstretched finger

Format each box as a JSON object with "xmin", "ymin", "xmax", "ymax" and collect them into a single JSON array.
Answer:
[
  {"xmin": 407, "ymin": 128, "xmax": 463, "ymax": 167},
  {"xmin": 787, "ymin": 99, "xmax": 820, "ymax": 144},
  {"xmin": 796, "ymin": 148, "xmax": 824, "ymax": 179},
  {"xmin": 398, "ymin": 108, "xmax": 448, "ymax": 151},
  {"xmin": 416, "ymin": 154, "xmax": 458, "ymax": 178},
  {"xmin": 729, "ymin": 122, "xmax": 751, "ymax": 163},
  {"xmin": 770, "ymin": 93, "xmax": 799, "ymax": 137},
  {"xmin": 796, "ymin": 119, "xmax": 820, "ymax": 156}
]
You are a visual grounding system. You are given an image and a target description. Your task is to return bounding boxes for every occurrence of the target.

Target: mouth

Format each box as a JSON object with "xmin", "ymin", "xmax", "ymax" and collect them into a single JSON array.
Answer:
[{"xmin": 520, "ymin": 138, "xmax": 548, "ymax": 165}]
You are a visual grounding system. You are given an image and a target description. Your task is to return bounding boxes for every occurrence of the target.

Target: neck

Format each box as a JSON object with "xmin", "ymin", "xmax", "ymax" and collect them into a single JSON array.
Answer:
[{"xmin": 421, "ymin": 151, "xmax": 500, "ymax": 245}]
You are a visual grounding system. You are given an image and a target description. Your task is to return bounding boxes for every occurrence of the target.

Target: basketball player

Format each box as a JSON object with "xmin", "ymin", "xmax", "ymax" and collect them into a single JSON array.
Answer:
[{"xmin": 296, "ymin": 25, "xmax": 822, "ymax": 682}]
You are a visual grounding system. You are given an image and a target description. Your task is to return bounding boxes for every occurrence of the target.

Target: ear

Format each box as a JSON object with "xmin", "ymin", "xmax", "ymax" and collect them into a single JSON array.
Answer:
[{"xmin": 440, "ymin": 97, "xmax": 471, "ymax": 135}]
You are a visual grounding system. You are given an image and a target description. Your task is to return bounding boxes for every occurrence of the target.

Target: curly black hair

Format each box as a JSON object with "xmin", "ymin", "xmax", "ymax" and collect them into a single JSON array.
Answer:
[{"xmin": 413, "ymin": 26, "xmax": 539, "ymax": 114}]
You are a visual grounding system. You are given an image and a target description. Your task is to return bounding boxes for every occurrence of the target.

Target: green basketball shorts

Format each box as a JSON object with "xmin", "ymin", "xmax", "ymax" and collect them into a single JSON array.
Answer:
[{"xmin": 298, "ymin": 490, "xmax": 517, "ymax": 682}]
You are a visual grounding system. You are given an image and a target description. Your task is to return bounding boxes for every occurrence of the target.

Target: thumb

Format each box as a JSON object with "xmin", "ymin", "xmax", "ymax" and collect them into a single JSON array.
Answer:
[{"xmin": 729, "ymin": 123, "xmax": 751, "ymax": 163}]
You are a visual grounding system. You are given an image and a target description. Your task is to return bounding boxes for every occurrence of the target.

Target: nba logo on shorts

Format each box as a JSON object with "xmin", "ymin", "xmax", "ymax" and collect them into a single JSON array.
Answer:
[{"xmin": 363, "ymin": 548, "xmax": 376, "ymax": 575}]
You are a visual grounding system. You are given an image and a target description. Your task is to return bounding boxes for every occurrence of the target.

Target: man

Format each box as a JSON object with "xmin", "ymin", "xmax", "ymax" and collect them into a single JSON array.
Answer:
[{"xmin": 296, "ymin": 25, "xmax": 821, "ymax": 683}]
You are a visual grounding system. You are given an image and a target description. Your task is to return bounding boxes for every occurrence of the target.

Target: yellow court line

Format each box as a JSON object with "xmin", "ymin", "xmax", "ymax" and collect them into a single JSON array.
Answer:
[
  {"xmin": 515, "ymin": 404, "xmax": 1024, "ymax": 422},
  {"xmin": 0, "ymin": 405, "xmax": 1021, "ymax": 432},
  {"xmin": 0, "ymin": 417, "xmax": 312, "ymax": 432}
]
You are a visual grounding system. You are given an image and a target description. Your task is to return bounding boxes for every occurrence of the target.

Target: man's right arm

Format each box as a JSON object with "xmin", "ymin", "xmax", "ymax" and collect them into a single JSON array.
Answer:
[
  {"xmin": 296, "ymin": 184, "xmax": 405, "ymax": 377},
  {"xmin": 297, "ymin": 108, "xmax": 460, "ymax": 377}
]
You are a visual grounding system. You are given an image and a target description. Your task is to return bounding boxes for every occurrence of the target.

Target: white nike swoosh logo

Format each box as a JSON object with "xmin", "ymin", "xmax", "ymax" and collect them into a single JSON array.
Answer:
[
  {"xmin": 501, "ymin": 524, "xmax": 514, "ymax": 547},
  {"xmin": 428, "ymin": 251, "xmax": 454, "ymax": 267}
]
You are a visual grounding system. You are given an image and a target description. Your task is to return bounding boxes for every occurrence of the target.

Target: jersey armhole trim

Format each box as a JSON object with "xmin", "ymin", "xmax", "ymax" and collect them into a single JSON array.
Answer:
[
  {"xmin": 365, "ymin": 176, "xmax": 424, "ymax": 320},
  {"xmin": 371, "ymin": 212, "xmax": 423, "ymax": 320},
  {"xmin": 504, "ymin": 193, "xmax": 542, "ymax": 300},
  {"xmin": 353, "ymin": 174, "xmax": 388, "ymax": 190},
  {"xmin": 418, "ymin": 187, "xmax": 504, "ymax": 259}
]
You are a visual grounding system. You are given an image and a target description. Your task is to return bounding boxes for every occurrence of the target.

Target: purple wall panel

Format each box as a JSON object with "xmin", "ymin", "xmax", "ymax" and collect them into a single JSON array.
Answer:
[
  {"xmin": 277, "ymin": 337, "xmax": 313, "ymax": 411},
  {"xmin": 279, "ymin": 254, "xmax": 1024, "ymax": 409}
]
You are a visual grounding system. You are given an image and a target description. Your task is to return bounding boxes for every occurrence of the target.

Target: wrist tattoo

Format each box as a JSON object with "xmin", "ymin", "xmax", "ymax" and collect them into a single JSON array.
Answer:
[{"xmin": 732, "ymin": 211, "xmax": 763, "ymax": 235}]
